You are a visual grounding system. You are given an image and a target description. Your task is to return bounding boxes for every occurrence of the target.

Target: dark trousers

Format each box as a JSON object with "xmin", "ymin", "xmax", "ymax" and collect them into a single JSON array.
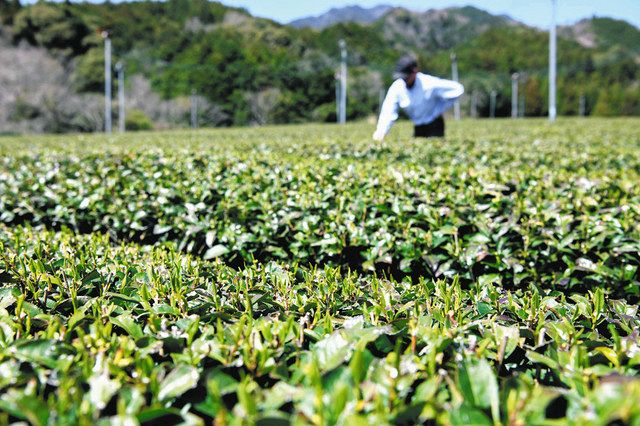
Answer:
[{"xmin": 414, "ymin": 116, "xmax": 445, "ymax": 138}]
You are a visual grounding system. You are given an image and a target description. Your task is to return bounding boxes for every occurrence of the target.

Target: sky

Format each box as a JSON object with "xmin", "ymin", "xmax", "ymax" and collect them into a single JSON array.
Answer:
[{"xmin": 219, "ymin": 0, "xmax": 640, "ymax": 28}]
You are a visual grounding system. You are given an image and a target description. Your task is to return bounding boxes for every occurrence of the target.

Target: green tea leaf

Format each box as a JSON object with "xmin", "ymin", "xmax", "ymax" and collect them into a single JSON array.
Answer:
[
  {"xmin": 0, "ymin": 391, "xmax": 50, "ymax": 426},
  {"xmin": 203, "ymin": 245, "xmax": 229, "ymax": 260},
  {"xmin": 111, "ymin": 313, "xmax": 144, "ymax": 340},
  {"xmin": 158, "ymin": 364, "xmax": 199, "ymax": 402}
]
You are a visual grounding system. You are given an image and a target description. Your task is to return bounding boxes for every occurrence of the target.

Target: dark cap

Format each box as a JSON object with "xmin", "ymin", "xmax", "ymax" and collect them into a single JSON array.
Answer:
[{"xmin": 393, "ymin": 55, "xmax": 418, "ymax": 80}]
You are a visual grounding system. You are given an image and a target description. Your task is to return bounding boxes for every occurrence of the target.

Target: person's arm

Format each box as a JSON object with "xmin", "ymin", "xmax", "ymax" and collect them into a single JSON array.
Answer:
[
  {"xmin": 427, "ymin": 76, "xmax": 464, "ymax": 119},
  {"xmin": 432, "ymin": 77, "xmax": 464, "ymax": 103},
  {"xmin": 373, "ymin": 85, "xmax": 400, "ymax": 141}
]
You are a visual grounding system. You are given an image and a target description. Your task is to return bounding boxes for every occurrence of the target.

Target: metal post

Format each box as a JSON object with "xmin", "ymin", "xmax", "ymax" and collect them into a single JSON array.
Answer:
[
  {"xmin": 335, "ymin": 74, "xmax": 340, "ymax": 123},
  {"xmin": 102, "ymin": 31, "xmax": 112, "ymax": 133},
  {"xmin": 116, "ymin": 61, "xmax": 125, "ymax": 133},
  {"xmin": 520, "ymin": 73, "xmax": 528, "ymax": 117},
  {"xmin": 579, "ymin": 93, "xmax": 585, "ymax": 117},
  {"xmin": 451, "ymin": 52, "xmax": 460, "ymax": 120},
  {"xmin": 511, "ymin": 73, "xmax": 519, "ymax": 119},
  {"xmin": 470, "ymin": 92, "xmax": 478, "ymax": 118},
  {"xmin": 490, "ymin": 90, "xmax": 497, "ymax": 118},
  {"xmin": 549, "ymin": 0, "xmax": 557, "ymax": 122},
  {"xmin": 338, "ymin": 39, "xmax": 347, "ymax": 124},
  {"xmin": 190, "ymin": 89, "xmax": 198, "ymax": 129}
]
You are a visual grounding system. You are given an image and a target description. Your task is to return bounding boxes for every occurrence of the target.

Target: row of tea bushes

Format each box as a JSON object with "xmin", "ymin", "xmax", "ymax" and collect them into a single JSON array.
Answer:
[
  {"xmin": 0, "ymin": 225, "xmax": 638, "ymax": 424},
  {"xmin": 2, "ymin": 126, "xmax": 639, "ymax": 294}
]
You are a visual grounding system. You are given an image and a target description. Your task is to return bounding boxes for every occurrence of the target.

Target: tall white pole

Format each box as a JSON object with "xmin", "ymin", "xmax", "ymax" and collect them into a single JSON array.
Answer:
[
  {"xmin": 339, "ymin": 39, "xmax": 347, "ymax": 124},
  {"xmin": 103, "ymin": 31, "xmax": 112, "ymax": 133},
  {"xmin": 549, "ymin": 0, "xmax": 557, "ymax": 122},
  {"xmin": 511, "ymin": 73, "xmax": 519, "ymax": 119},
  {"xmin": 451, "ymin": 52, "xmax": 460, "ymax": 120},
  {"xmin": 116, "ymin": 61, "xmax": 125, "ymax": 133},
  {"xmin": 335, "ymin": 76, "xmax": 340, "ymax": 123}
]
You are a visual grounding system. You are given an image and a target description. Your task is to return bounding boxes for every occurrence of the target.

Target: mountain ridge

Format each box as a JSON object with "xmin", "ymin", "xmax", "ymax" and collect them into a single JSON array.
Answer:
[
  {"xmin": 559, "ymin": 17, "xmax": 640, "ymax": 53},
  {"xmin": 288, "ymin": 4, "xmax": 640, "ymax": 56},
  {"xmin": 289, "ymin": 5, "xmax": 394, "ymax": 29}
]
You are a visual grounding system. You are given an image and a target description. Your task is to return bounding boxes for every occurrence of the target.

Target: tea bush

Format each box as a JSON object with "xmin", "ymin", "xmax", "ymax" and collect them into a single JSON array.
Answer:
[{"xmin": 0, "ymin": 118, "xmax": 638, "ymax": 424}]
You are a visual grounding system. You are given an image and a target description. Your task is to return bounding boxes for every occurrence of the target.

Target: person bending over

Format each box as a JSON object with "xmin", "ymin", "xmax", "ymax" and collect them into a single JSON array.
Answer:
[{"xmin": 373, "ymin": 55, "xmax": 464, "ymax": 141}]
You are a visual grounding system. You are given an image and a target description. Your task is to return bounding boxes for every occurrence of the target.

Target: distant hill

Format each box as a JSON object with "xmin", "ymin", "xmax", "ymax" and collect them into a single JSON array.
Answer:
[
  {"xmin": 373, "ymin": 6, "xmax": 519, "ymax": 52},
  {"xmin": 289, "ymin": 4, "xmax": 518, "ymax": 49},
  {"xmin": 560, "ymin": 17, "xmax": 640, "ymax": 54},
  {"xmin": 289, "ymin": 5, "xmax": 393, "ymax": 29}
]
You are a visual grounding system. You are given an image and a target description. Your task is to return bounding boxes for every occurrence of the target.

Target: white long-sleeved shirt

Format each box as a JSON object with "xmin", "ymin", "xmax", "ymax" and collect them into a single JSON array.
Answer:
[{"xmin": 375, "ymin": 72, "xmax": 464, "ymax": 136}]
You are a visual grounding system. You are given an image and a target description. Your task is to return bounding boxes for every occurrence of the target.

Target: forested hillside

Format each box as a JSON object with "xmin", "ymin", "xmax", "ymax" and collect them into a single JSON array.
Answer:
[{"xmin": 0, "ymin": 0, "xmax": 638, "ymax": 133}]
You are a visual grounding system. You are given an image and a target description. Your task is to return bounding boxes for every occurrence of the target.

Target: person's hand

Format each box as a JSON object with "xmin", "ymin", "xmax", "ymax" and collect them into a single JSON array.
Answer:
[{"xmin": 372, "ymin": 130, "xmax": 385, "ymax": 141}]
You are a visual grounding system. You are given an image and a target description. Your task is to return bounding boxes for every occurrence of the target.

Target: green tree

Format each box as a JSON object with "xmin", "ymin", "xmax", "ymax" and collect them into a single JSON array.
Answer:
[
  {"xmin": 72, "ymin": 47, "xmax": 104, "ymax": 93},
  {"xmin": 0, "ymin": 0, "xmax": 22, "ymax": 25},
  {"xmin": 12, "ymin": 2, "xmax": 91, "ymax": 57},
  {"xmin": 593, "ymin": 83, "xmax": 625, "ymax": 116}
]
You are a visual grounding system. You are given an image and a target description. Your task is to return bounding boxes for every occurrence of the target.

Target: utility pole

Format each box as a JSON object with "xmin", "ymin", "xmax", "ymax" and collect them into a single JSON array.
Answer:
[
  {"xmin": 511, "ymin": 73, "xmax": 519, "ymax": 119},
  {"xmin": 451, "ymin": 52, "xmax": 460, "ymax": 120},
  {"xmin": 190, "ymin": 89, "xmax": 198, "ymax": 129},
  {"xmin": 549, "ymin": 0, "xmax": 557, "ymax": 122},
  {"xmin": 335, "ymin": 74, "xmax": 340, "ymax": 122},
  {"xmin": 338, "ymin": 39, "xmax": 347, "ymax": 124},
  {"xmin": 490, "ymin": 90, "xmax": 497, "ymax": 118},
  {"xmin": 116, "ymin": 61, "xmax": 125, "ymax": 133},
  {"xmin": 102, "ymin": 31, "xmax": 112, "ymax": 133}
]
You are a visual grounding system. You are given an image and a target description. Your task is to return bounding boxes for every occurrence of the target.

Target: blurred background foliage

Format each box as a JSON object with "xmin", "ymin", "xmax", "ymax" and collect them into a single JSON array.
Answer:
[{"xmin": 0, "ymin": 0, "xmax": 638, "ymax": 132}]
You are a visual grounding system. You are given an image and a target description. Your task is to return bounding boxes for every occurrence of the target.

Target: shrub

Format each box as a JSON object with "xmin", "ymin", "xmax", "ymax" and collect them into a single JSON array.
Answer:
[{"xmin": 125, "ymin": 108, "xmax": 153, "ymax": 130}]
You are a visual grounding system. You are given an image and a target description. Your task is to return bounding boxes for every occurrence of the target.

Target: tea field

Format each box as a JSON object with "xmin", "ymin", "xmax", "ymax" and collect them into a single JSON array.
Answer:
[{"xmin": 0, "ymin": 119, "xmax": 639, "ymax": 425}]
